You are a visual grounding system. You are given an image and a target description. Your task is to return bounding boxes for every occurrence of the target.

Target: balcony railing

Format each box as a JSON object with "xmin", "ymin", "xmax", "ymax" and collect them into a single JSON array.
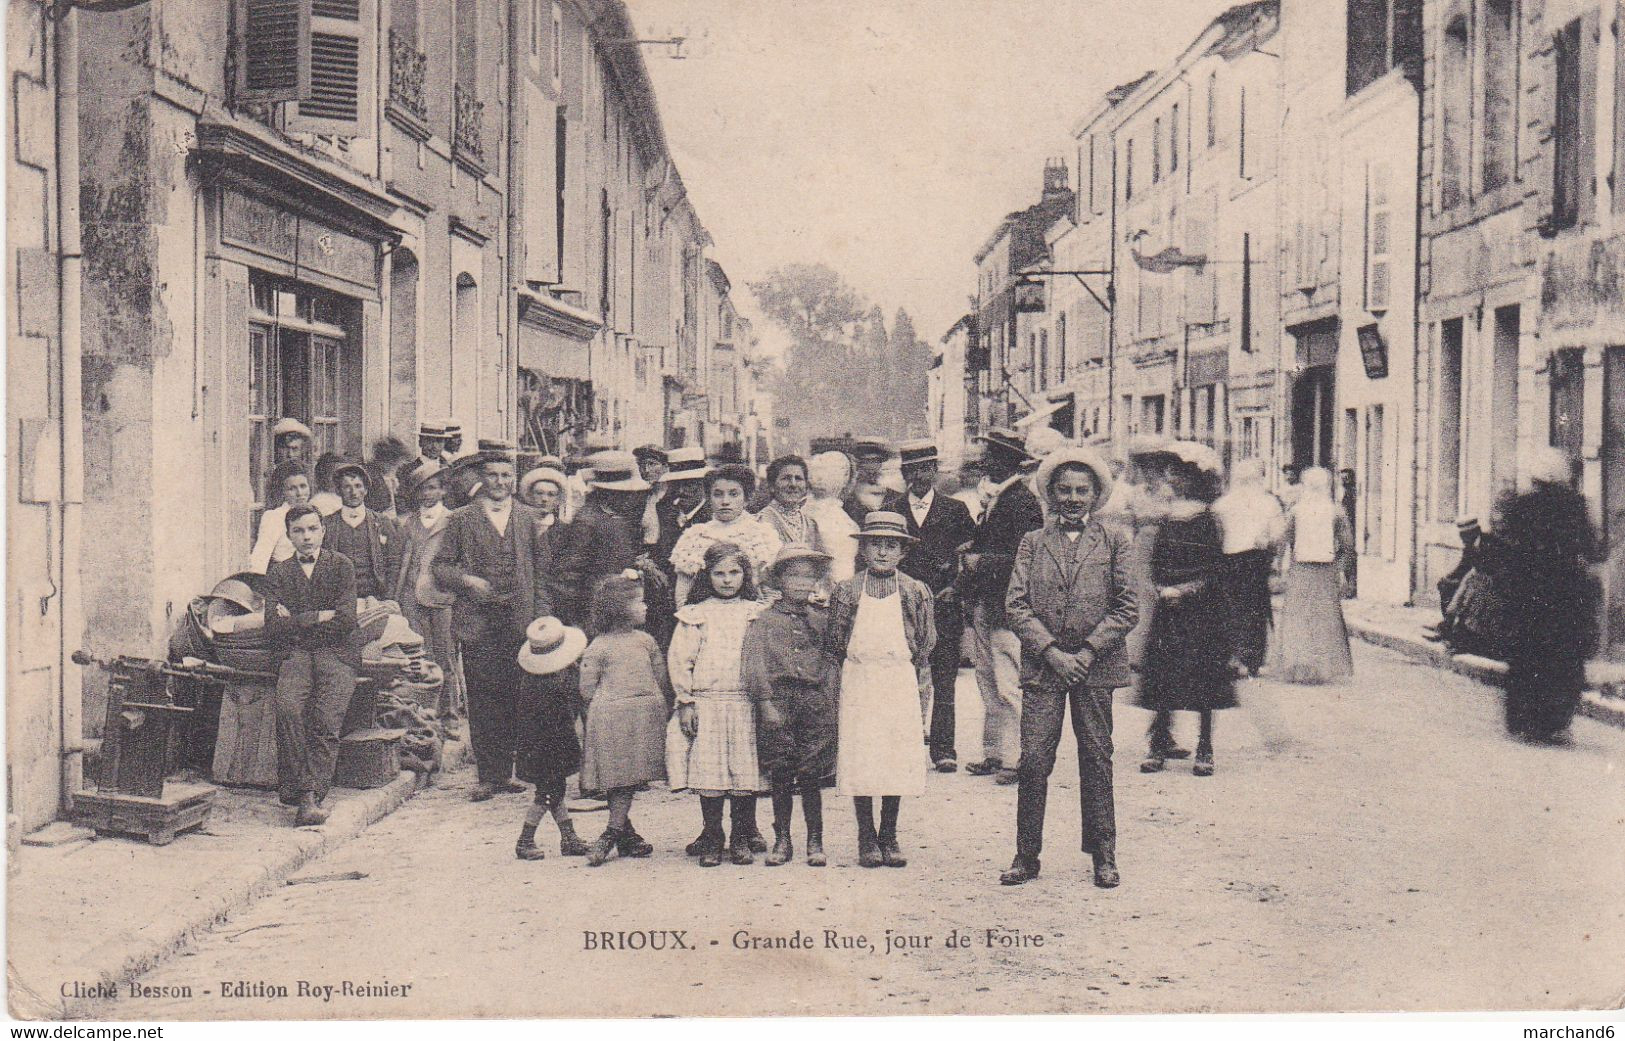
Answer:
[
  {"xmin": 387, "ymin": 29, "xmax": 428, "ymax": 133},
  {"xmin": 453, "ymin": 83, "xmax": 485, "ymax": 170}
]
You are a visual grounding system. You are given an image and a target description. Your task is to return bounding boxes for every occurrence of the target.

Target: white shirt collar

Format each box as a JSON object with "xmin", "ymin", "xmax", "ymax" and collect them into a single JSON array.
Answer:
[
  {"xmin": 341, "ymin": 504, "xmax": 367, "ymax": 526},
  {"xmin": 419, "ymin": 502, "xmax": 447, "ymax": 527},
  {"xmin": 480, "ymin": 496, "xmax": 513, "ymax": 535},
  {"xmin": 298, "ymin": 549, "xmax": 320, "ymax": 576}
]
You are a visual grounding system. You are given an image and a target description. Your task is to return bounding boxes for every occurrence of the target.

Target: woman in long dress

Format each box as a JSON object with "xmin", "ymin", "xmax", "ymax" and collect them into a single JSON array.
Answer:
[
  {"xmin": 1134, "ymin": 444, "xmax": 1235, "ymax": 775},
  {"xmin": 1273, "ymin": 466, "xmax": 1355, "ymax": 684}
]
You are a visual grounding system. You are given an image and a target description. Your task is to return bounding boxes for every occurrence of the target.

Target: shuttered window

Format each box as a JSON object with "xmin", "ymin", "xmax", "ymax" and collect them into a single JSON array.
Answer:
[
  {"xmin": 236, "ymin": 0, "xmax": 310, "ymax": 103},
  {"xmin": 289, "ymin": 0, "xmax": 374, "ymax": 137}
]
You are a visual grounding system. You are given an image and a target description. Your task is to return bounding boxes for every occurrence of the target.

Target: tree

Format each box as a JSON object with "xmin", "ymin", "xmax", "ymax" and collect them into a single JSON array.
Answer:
[{"xmin": 749, "ymin": 264, "xmax": 877, "ymax": 453}]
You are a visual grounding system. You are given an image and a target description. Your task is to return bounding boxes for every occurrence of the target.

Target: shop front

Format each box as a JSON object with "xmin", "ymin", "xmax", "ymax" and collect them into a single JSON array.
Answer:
[{"xmin": 517, "ymin": 291, "xmax": 601, "ymax": 458}]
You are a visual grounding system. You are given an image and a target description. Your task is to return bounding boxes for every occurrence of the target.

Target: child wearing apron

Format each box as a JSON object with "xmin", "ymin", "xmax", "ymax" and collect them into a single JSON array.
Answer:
[{"xmin": 828, "ymin": 512, "xmax": 937, "ymax": 868}]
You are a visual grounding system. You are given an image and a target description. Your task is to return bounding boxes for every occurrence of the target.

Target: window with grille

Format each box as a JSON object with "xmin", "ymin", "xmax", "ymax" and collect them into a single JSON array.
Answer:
[{"xmin": 247, "ymin": 276, "xmax": 359, "ymax": 510}]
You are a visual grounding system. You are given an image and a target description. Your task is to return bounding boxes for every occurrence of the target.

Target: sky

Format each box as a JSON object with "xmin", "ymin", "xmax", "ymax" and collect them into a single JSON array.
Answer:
[{"xmin": 628, "ymin": 0, "xmax": 1244, "ymax": 359}]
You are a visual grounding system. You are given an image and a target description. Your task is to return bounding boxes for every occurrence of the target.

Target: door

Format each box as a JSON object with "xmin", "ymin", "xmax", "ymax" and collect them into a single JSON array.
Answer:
[{"xmin": 1603, "ymin": 348, "xmax": 1625, "ymax": 654}]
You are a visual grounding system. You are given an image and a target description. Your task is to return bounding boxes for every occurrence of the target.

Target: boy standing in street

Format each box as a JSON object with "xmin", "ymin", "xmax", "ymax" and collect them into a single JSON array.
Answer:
[{"xmin": 263, "ymin": 504, "xmax": 359, "ymax": 827}]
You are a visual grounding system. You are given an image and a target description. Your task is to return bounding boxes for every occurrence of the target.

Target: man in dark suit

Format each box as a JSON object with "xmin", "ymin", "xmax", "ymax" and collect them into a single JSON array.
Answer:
[
  {"xmin": 649, "ymin": 446, "xmax": 712, "ymax": 573},
  {"xmin": 263, "ymin": 504, "xmax": 359, "ymax": 827},
  {"xmin": 883, "ymin": 439, "xmax": 977, "ymax": 771},
  {"xmin": 1001, "ymin": 448, "xmax": 1136, "ymax": 888},
  {"xmin": 322, "ymin": 462, "xmax": 400, "ymax": 602},
  {"xmin": 960, "ymin": 428, "xmax": 1046, "ymax": 784},
  {"xmin": 431, "ymin": 442, "xmax": 552, "ymax": 801},
  {"xmin": 541, "ymin": 450, "xmax": 646, "ymax": 629}
]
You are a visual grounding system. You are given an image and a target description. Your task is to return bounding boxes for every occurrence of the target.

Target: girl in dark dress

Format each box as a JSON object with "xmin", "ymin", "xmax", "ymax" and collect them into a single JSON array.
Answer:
[
  {"xmin": 1135, "ymin": 444, "xmax": 1236, "ymax": 776},
  {"xmin": 1495, "ymin": 448, "xmax": 1602, "ymax": 744},
  {"xmin": 513, "ymin": 617, "xmax": 589, "ymax": 860}
]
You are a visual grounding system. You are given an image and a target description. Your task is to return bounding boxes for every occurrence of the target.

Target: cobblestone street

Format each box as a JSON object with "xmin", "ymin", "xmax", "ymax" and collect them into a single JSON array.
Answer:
[{"xmin": 92, "ymin": 642, "xmax": 1625, "ymax": 1019}]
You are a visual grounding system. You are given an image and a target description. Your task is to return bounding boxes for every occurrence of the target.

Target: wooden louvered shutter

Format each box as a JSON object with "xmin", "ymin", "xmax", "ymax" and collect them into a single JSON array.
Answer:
[
  {"xmin": 286, "ymin": 0, "xmax": 375, "ymax": 138},
  {"xmin": 235, "ymin": 0, "xmax": 311, "ymax": 104}
]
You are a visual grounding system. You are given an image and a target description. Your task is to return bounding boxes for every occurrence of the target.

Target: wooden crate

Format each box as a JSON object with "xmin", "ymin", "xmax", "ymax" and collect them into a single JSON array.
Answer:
[{"xmin": 70, "ymin": 782, "xmax": 216, "ymax": 846}]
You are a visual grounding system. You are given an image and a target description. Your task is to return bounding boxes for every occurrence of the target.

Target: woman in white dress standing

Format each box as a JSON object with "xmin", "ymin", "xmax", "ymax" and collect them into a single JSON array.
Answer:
[{"xmin": 826, "ymin": 512, "xmax": 936, "ymax": 868}]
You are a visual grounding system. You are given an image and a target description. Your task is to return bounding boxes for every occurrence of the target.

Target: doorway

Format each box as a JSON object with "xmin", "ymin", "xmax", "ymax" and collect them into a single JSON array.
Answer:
[{"xmin": 1292, "ymin": 365, "xmax": 1336, "ymax": 471}]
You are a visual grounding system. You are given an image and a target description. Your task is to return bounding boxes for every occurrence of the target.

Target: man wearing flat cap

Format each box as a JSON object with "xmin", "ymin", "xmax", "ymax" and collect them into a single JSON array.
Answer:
[
  {"xmin": 322, "ymin": 461, "xmax": 400, "ymax": 603},
  {"xmin": 959, "ymin": 428, "xmax": 1045, "ymax": 784},
  {"xmin": 1001, "ymin": 446, "xmax": 1135, "ymax": 888},
  {"xmin": 432, "ymin": 440, "xmax": 553, "ymax": 800},
  {"xmin": 843, "ymin": 437, "xmax": 894, "ymax": 526},
  {"xmin": 883, "ymin": 439, "xmax": 977, "ymax": 771}
]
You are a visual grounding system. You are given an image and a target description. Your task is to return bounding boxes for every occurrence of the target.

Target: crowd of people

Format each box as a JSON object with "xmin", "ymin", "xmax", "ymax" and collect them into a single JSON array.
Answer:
[{"xmin": 245, "ymin": 414, "xmax": 1597, "ymax": 876}]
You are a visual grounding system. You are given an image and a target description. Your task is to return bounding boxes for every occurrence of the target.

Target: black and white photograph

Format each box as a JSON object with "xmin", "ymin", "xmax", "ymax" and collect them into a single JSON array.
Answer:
[{"xmin": 4, "ymin": 0, "xmax": 1624, "ymax": 1025}]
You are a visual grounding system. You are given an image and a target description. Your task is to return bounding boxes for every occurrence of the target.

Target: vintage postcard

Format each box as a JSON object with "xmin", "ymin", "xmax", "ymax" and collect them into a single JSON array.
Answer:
[{"xmin": 5, "ymin": 0, "xmax": 1623, "ymax": 1023}]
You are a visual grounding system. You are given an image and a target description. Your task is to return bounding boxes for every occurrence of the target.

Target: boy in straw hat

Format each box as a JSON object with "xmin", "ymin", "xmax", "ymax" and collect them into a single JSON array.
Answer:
[
  {"xmin": 827, "ymin": 512, "xmax": 936, "ymax": 868},
  {"xmin": 742, "ymin": 545, "xmax": 838, "ymax": 866},
  {"xmin": 1001, "ymin": 447, "xmax": 1135, "ymax": 887},
  {"xmin": 513, "ymin": 617, "xmax": 590, "ymax": 860}
]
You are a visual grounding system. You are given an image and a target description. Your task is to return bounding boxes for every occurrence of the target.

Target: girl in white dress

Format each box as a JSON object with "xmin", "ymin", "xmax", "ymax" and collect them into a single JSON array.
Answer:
[{"xmin": 670, "ymin": 463, "xmax": 782, "ymax": 606}]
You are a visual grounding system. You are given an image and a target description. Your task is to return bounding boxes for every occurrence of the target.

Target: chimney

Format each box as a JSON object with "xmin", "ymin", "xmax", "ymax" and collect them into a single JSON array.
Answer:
[{"xmin": 1042, "ymin": 157, "xmax": 1070, "ymax": 199}]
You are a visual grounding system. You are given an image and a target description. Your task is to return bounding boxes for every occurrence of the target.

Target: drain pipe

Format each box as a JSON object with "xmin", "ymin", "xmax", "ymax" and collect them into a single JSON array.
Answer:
[
  {"xmin": 56, "ymin": 3, "xmax": 87, "ymax": 807},
  {"xmin": 1406, "ymin": 71, "xmax": 1425, "ymax": 608}
]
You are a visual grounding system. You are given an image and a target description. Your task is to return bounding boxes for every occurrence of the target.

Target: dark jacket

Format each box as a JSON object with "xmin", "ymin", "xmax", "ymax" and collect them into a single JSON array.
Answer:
[
  {"xmin": 825, "ymin": 571, "xmax": 936, "ymax": 704},
  {"xmin": 263, "ymin": 550, "xmax": 360, "ymax": 666},
  {"xmin": 541, "ymin": 498, "xmax": 638, "ymax": 629},
  {"xmin": 964, "ymin": 476, "xmax": 1045, "ymax": 623},
  {"xmin": 1005, "ymin": 518, "xmax": 1137, "ymax": 689},
  {"xmin": 322, "ymin": 509, "xmax": 400, "ymax": 602},
  {"xmin": 881, "ymin": 489, "xmax": 977, "ymax": 596},
  {"xmin": 430, "ymin": 500, "xmax": 550, "ymax": 644},
  {"xmin": 651, "ymin": 497, "xmax": 710, "ymax": 572}
]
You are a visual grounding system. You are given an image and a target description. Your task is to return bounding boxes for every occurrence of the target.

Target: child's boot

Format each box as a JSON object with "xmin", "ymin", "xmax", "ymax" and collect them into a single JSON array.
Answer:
[
  {"xmin": 803, "ymin": 786, "xmax": 826, "ymax": 866},
  {"xmin": 855, "ymin": 804, "xmax": 882, "ymax": 869},
  {"xmin": 587, "ymin": 826, "xmax": 621, "ymax": 867},
  {"xmin": 616, "ymin": 822, "xmax": 654, "ymax": 858},
  {"xmin": 515, "ymin": 835, "xmax": 546, "ymax": 861},
  {"xmin": 766, "ymin": 824, "xmax": 793, "ymax": 866},
  {"xmin": 557, "ymin": 819, "xmax": 589, "ymax": 856},
  {"xmin": 728, "ymin": 798, "xmax": 755, "ymax": 865}
]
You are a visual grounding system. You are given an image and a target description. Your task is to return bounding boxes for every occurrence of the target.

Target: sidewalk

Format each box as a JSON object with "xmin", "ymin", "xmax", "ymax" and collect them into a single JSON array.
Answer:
[
  {"xmin": 1341, "ymin": 598, "xmax": 1625, "ymax": 729},
  {"xmin": 6, "ymin": 740, "xmax": 467, "ymax": 1020}
]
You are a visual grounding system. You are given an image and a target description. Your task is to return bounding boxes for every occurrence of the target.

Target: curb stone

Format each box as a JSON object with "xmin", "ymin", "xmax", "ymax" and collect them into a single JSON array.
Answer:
[{"xmin": 28, "ymin": 740, "xmax": 468, "ymax": 1021}]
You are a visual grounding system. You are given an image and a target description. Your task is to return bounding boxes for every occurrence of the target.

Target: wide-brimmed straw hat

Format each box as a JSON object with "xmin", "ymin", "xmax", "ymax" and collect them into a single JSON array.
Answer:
[
  {"xmin": 767, "ymin": 544, "xmax": 834, "ymax": 578},
  {"xmin": 973, "ymin": 427, "xmax": 1032, "ymax": 461},
  {"xmin": 850, "ymin": 511, "xmax": 919, "ymax": 542},
  {"xmin": 272, "ymin": 417, "xmax": 314, "ymax": 440},
  {"xmin": 520, "ymin": 467, "xmax": 568, "ymax": 501},
  {"xmin": 587, "ymin": 450, "xmax": 652, "ymax": 492},
  {"xmin": 516, "ymin": 616, "xmax": 588, "ymax": 675},
  {"xmin": 1035, "ymin": 446, "xmax": 1114, "ymax": 505},
  {"xmin": 659, "ymin": 445, "xmax": 711, "ymax": 484}
]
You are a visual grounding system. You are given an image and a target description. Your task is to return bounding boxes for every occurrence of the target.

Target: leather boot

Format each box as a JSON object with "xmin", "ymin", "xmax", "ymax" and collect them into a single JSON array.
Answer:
[
  {"xmin": 294, "ymin": 794, "xmax": 329, "ymax": 827},
  {"xmin": 557, "ymin": 819, "xmax": 589, "ymax": 856},
  {"xmin": 766, "ymin": 825, "xmax": 793, "ymax": 867},
  {"xmin": 1092, "ymin": 842, "xmax": 1120, "ymax": 889},
  {"xmin": 587, "ymin": 826, "xmax": 621, "ymax": 868}
]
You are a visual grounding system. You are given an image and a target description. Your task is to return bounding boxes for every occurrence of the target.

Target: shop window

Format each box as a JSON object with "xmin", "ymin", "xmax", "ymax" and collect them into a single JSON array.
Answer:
[
  {"xmin": 1436, "ymin": 318, "xmax": 1464, "ymax": 521},
  {"xmin": 1439, "ymin": 11, "xmax": 1471, "ymax": 211},
  {"xmin": 1550, "ymin": 348, "xmax": 1586, "ymax": 474},
  {"xmin": 247, "ymin": 276, "xmax": 359, "ymax": 509}
]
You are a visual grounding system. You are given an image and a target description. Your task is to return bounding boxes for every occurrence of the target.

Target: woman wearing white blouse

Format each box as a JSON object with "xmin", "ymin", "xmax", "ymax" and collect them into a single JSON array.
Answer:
[{"xmin": 250, "ymin": 460, "xmax": 314, "ymax": 575}]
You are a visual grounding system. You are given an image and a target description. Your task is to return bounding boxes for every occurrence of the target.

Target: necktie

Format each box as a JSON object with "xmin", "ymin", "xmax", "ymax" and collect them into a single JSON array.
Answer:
[{"xmin": 298, "ymin": 554, "xmax": 316, "ymax": 564}]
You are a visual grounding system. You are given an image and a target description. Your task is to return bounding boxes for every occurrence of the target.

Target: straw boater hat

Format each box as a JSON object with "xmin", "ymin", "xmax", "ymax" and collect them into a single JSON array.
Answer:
[
  {"xmin": 586, "ymin": 450, "xmax": 651, "ymax": 492},
  {"xmin": 766, "ymin": 544, "xmax": 833, "ymax": 580},
  {"xmin": 897, "ymin": 438, "xmax": 938, "ymax": 470},
  {"xmin": 272, "ymin": 417, "xmax": 314, "ymax": 440},
  {"xmin": 417, "ymin": 421, "xmax": 448, "ymax": 441},
  {"xmin": 520, "ymin": 466, "xmax": 567, "ymax": 501},
  {"xmin": 850, "ymin": 436, "xmax": 893, "ymax": 460},
  {"xmin": 516, "ymin": 616, "xmax": 588, "ymax": 676},
  {"xmin": 1035, "ymin": 446, "xmax": 1115, "ymax": 505},
  {"xmin": 659, "ymin": 445, "xmax": 711, "ymax": 484},
  {"xmin": 974, "ymin": 427, "xmax": 1033, "ymax": 461},
  {"xmin": 850, "ymin": 511, "xmax": 919, "ymax": 542},
  {"xmin": 473, "ymin": 438, "xmax": 517, "ymax": 465}
]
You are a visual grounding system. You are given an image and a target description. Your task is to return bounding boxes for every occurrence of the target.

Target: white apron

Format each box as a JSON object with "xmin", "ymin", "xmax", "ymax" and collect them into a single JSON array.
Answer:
[{"xmin": 836, "ymin": 575, "xmax": 926, "ymax": 797}]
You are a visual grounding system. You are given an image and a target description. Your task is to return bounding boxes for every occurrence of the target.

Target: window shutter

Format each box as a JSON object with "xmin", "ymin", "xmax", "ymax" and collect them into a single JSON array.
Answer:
[
  {"xmin": 1579, "ymin": 8, "xmax": 1601, "ymax": 225},
  {"xmin": 1185, "ymin": 208, "xmax": 1214, "ymax": 324},
  {"xmin": 286, "ymin": 0, "xmax": 375, "ymax": 138},
  {"xmin": 1615, "ymin": 1, "xmax": 1625, "ymax": 215},
  {"xmin": 522, "ymin": 81, "xmax": 560, "ymax": 284},
  {"xmin": 235, "ymin": 0, "xmax": 311, "ymax": 104}
]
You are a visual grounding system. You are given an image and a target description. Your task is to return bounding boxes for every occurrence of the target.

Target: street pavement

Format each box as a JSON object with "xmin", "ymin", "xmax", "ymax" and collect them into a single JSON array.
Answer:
[{"xmin": 90, "ymin": 641, "xmax": 1624, "ymax": 1018}]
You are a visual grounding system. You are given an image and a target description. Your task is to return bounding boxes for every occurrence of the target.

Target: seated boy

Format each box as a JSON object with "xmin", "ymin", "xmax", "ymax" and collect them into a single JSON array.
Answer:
[{"xmin": 263, "ymin": 504, "xmax": 359, "ymax": 826}]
